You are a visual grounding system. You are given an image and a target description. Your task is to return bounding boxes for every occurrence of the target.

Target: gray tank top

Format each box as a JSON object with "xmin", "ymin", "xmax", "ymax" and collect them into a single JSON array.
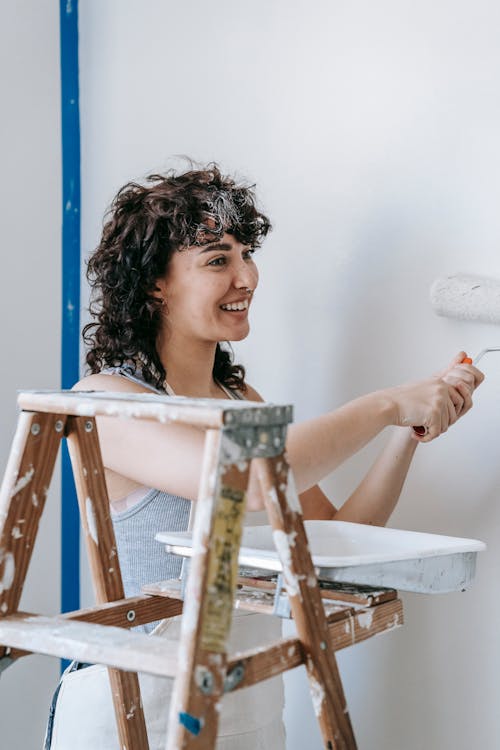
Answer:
[{"xmin": 100, "ymin": 364, "xmax": 241, "ymax": 632}]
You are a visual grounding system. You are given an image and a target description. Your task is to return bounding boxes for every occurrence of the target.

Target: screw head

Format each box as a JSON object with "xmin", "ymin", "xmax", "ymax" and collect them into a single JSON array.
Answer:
[
  {"xmin": 195, "ymin": 667, "xmax": 214, "ymax": 695},
  {"xmin": 231, "ymin": 663, "xmax": 245, "ymax": 681},
  {"xmin": 126, "ymin": 610, "xmax": 136, "ymax": 623},
  {"xmin": 84, "ymin": 420, "xmax": 93, "ymax": 432},
  {"xmin": 55, "ymin": 420, "xmax": 64, "ymax": 433},
  {"xmin": 31, "ymin": 424, "xmax": 40, "ymax": 436}
]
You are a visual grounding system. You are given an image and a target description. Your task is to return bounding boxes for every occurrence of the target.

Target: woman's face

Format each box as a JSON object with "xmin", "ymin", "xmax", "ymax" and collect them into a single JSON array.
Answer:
[{"xmin": 156, "ymin": 233, "xmax": 259, "ymax": 344}]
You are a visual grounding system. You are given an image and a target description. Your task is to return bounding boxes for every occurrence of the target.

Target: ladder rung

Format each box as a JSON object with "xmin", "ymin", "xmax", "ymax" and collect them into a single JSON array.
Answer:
[
  {"xmin": 0, "ymin": 597, "xmax": 403, "ymax": 685},
  {"xmin": 0, "ymin": 613, "xmax": 178, "ymax": 677},
  {"xmin": 227, "ymin": 597, "xmax": 404, "ymax": 691},
  {"xmin": 62, "ymin": 594, "xmax": 183, "ymax": 628}
]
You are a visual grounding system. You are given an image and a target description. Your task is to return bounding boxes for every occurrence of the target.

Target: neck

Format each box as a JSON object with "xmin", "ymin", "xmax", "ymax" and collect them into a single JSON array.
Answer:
[{"xmin": 156, "ymin": 332, "xmax": 224, "ymax": 399}]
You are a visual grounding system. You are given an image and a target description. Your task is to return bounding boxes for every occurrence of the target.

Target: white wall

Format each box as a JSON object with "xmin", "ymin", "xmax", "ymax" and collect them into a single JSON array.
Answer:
[
  {"xmin": 80, "ymin": 1, "xmax": 500, "ymax": 748},
  {"xmin": 0, "ymin": 1, "xmax": 62, "ymax": 747}
]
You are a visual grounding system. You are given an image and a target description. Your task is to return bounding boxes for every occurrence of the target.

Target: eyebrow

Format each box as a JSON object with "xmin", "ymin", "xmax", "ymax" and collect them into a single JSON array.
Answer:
[{"xmin": 198, "ymin": 242, "xmax": 233, "ymax": 254}]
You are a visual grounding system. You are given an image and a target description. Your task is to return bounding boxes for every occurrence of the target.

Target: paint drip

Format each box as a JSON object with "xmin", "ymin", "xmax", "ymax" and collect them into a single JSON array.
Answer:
[{"xmin": 0, "ymin": 551, "xmax": 15, "ymax": 594}]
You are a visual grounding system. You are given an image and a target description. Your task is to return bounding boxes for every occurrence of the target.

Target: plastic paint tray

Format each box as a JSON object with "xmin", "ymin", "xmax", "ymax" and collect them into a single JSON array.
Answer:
[{"xmin": 156, "ymin": 520, "xmax": 486, "ymax": 594}]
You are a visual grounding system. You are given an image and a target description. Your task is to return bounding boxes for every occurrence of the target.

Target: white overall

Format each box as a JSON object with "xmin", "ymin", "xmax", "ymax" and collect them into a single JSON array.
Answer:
[{"xmin": 47, "ymin": 611, "xmax": 285, "ymax": 749}]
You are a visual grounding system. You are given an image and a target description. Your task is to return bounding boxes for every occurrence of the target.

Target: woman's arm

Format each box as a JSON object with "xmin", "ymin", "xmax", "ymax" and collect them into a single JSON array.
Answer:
[
  {"xmin": 73, "ymin": 374, "xmax": 208, "ymax": 501},
  {"xmin": 298, "ymin": 429, "xmax": 417, "ymax": 525},
  {"xmin": 283, "ymin": 374, "xmax": 468, "ymax": 493},
  {"xmin": 73, "ymin": 359, "xmax": 480, "ymax": 511},
  {"xmin": 332, "ymin": 427, "xmax": 417, "ymax": 525},
  {"xmin": 296, "ymin": 355, "xmax": 483, "ymax": 525}
]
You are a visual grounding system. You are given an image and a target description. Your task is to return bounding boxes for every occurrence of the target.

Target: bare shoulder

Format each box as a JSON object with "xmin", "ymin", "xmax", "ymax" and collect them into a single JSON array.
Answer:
[
  {"xmin": 242, "ymin": 383, "xmax": 265, "ymax": 402},
  {"xmin": 71, "ymin": 373, "xmax": 152, "ymax": 395}
]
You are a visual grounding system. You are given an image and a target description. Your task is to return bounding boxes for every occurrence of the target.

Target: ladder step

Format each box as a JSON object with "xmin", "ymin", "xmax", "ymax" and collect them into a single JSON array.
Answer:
[
  {"xmin": 0, "ymin": 597, "xmax": 403, "ymax": 685},
  {"xmin": 225, "ymin": 597, "xmax": 404, "ymax": 692},
  {"xmin": 0, "ymin": 613, "xmax": 178, "ymax": 677},
  {"xmin": 143, "ymin": 579, "xmax": 396, "ymax": 620}
]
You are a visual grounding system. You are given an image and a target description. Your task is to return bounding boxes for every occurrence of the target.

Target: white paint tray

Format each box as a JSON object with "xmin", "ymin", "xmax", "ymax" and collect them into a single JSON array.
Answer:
[{"xmin": 156, "ymin": 520, "xmax": 485, "ymax": 594}]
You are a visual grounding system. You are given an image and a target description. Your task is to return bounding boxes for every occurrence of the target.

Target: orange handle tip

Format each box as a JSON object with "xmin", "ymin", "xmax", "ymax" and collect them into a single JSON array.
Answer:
[{"xmin": 461, "ymin": 356, "xmax": 473, "ymax": 364}]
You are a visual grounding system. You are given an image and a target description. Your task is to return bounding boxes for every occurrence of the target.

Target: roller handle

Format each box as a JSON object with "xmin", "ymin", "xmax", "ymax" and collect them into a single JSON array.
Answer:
[{"xmin": 413, "ymin": 354, "xmax": 472, "ymax": 436}]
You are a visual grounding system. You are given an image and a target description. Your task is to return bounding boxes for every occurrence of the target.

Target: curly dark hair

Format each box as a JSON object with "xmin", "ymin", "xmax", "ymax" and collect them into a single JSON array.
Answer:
[{"xmin": 83, "ymin": 164, "xmax": 272, "ymax": 392}]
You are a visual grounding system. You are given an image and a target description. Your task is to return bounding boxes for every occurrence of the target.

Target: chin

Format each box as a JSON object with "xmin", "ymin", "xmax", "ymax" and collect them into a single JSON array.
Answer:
[{"xmin": 226, "ymin": 324, "xmax": 250, "ymax": 342}]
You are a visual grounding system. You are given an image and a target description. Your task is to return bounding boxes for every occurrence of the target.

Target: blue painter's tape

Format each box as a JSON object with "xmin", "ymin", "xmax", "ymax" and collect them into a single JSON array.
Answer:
[
  {"xmin": 59, "ymin": 0, "xmax": 81, "ymax": 671},
  {"xmin": 179, "ymin": 712, "xmax": 202, "ymax": 736}
]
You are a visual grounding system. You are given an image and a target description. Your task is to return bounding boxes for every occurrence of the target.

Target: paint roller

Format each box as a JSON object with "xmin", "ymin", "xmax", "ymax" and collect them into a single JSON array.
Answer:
[
  {"xmin": 430, "ymin": 273, "xmax": 500, "ymax": 325},
  {"xmin": 412, "ymin": 273, "xmax": 500, "ymax": 436}
]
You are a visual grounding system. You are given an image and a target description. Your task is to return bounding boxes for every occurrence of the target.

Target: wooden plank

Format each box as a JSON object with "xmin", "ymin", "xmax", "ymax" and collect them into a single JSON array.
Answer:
[
  {"xmin": 227, "ymin": 636, "xmax": 306, "ymax": 688},
  {"xmin": 144, "ymin": 574, "xmax": 397, "ymax": 610},
  {"xmin": 18, "ymin": 391, "xmax": 223, "ymax": 428},
  {"xmin": 144, "ymin": 580, "xmax": 357, "ymax": 621},
  {"xmin": 318, "ymin": 581, "xmax": 397, "ymax": 607},
  {"xmin": 108, "ymin": 668, "xmax": 149, "ymax": 748},
  {"xmin": 65, "ymin": 415, "xmax": 149, "ymax": 750},
  {"xmin": 255, "ymin": 455, "xmax": 357, "ymax": 750},
  {"xmin": 65, "ymin": 416, "xmax": 125, "ymax": 603},
  {"xmin": 3, "ymin": 595, "xmax": 183, "ymax": 662},
  {"xmin": 17, "ymin": 390, "xmax": 292, "ymax": 430},
  {"xmin": 142, "ymin": 579, "xmax": 185, "ymax": 598},
  {"xmin": 0, "ymin": 411, "xmax": 64, "ymax": 661},
  {"xmin": 234, "ymin": 576, "xmax": 397, "ymax": 609},
  {"xmin": 166, "ymin": 430, "xmax": 250, "ymax": 750},
  {"xmin": 0, "ymin": 612, "xmax": 179, "ymax": 676},
  {"xmin": 327, "ymin": 598, "xmax": 403, "ymax": 650},
  {"xmin": 0, "ymin": 598, "xmax": 403, "ymax": 682},
  {"xmin": 63, "ymin": 594, "xmax": 183, "ymax": 627},
  {"xmin": 225, "ymin": 598, "xmax": 404, "ymax": 692},
  {"xmin": 144, "ymin": 575, "xmax": 278, "ymax": 597}
]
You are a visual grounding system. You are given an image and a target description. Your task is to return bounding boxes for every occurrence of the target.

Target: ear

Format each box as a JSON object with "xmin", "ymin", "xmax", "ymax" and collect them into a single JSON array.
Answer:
[{"xmin": 150, "ymin": 278, "xmax": 167, "ymax": 304}]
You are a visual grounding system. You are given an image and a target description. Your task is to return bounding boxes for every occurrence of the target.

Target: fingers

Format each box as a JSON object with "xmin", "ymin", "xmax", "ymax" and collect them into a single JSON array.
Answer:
[
  {"xmin": 405, "ymin": 354, "xmax": 484, "ymax": 444},
  {"xmin": 447, "ymin": 382, "xmax": 465, "ymax": 416},
  {"xmin": 412, "ymin": 382, "xmax": 463, "ymax": 443},
  {"xmin": 443, "ymin": 365, "xmax": 479, "ymax": 391},
  {"xmin": 434, "ymin": 351, "xmax": 468, "ymax": 379},
  {"xmin": 441, "ymin": 362, "xmax": 481, "ymax": 421},
  {"xmin": 435, "ymin": 352, "xmax": 485, "ymax": 389},
  {"xmin": 413, "ymin": 381, "xmax": 449, "ymax": 442},
  {"xmin": 468, "ymin": 363, "xmax": 485, "ymax": 388},
  {"xmin": 433, "ymin": 387, "xmax": 458, "ymax": 436},
  {"xmin": 413, "ymin": 381, "xmax": 474, "ymax": 443},
  {"xmin": 447, "ymin": 393, "xmax": 458, "ymax": 427},
  {"xmin": 454, "ymin": 381, "xmax": 473, "ymax": 415},
  {"xmin": 451, "ymin": 351, "xmax": 468, "ymax": 367}
]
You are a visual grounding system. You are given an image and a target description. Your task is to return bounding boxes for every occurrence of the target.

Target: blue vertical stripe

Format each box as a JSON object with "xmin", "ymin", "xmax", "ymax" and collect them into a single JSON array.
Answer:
[{"xmin": 59, "ymin": 0, "xmax": 81, "ymax": 666}]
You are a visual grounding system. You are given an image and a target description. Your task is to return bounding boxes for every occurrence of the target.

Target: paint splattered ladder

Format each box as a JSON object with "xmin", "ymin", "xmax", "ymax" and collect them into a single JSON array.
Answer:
[{"xmin": 0, "ymin": 390, "xmax": 403, "ymax": 749}]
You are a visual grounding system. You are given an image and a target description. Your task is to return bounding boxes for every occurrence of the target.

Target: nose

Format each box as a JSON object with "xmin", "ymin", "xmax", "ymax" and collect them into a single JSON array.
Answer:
[{"xmin": 233, "ymin": 254, "xmax": 258, "ymax": 292}]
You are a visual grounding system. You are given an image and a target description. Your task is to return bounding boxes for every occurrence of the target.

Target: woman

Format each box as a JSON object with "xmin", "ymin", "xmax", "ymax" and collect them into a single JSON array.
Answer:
[{"xmin": 46, "ymin": 164, "xmax": 483, "ymax": 749}]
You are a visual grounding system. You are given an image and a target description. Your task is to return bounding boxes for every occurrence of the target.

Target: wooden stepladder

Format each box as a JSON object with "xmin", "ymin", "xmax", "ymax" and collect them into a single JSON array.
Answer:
[{"xmin": 0, "ymin": 391, "xmax": 403, "ymax": 749}]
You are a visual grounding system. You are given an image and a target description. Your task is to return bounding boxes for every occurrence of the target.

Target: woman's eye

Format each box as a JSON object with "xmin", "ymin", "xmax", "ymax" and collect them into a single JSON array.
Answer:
[{"xmin": 208, "ymin": 256, "xmax": 226, "ymax": 267}]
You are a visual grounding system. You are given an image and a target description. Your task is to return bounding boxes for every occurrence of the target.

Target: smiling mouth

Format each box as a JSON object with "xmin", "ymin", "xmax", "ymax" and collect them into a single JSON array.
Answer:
[{"xmin": 220, "ymin": 299, "xmax": 249, "ymax": 312}]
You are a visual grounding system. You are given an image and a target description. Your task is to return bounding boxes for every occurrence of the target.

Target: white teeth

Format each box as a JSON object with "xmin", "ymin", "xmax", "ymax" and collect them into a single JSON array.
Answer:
[{"xmin": 221, "ymin": 300, "xmax": 248, "ymax": 311}]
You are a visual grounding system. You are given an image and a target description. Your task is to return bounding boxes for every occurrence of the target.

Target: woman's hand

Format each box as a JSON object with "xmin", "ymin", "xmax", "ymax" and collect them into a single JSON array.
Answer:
[
  {"xmin": 386, "ymin": 352, "xmax": 484, "ymax": 443},
  {"xmin": 436, "ymin": 351, "xmax": 484, "ymax": 419},
  {"xmin": 386, "ymin": 377, "xmax": 465, "ymax": 441}
]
